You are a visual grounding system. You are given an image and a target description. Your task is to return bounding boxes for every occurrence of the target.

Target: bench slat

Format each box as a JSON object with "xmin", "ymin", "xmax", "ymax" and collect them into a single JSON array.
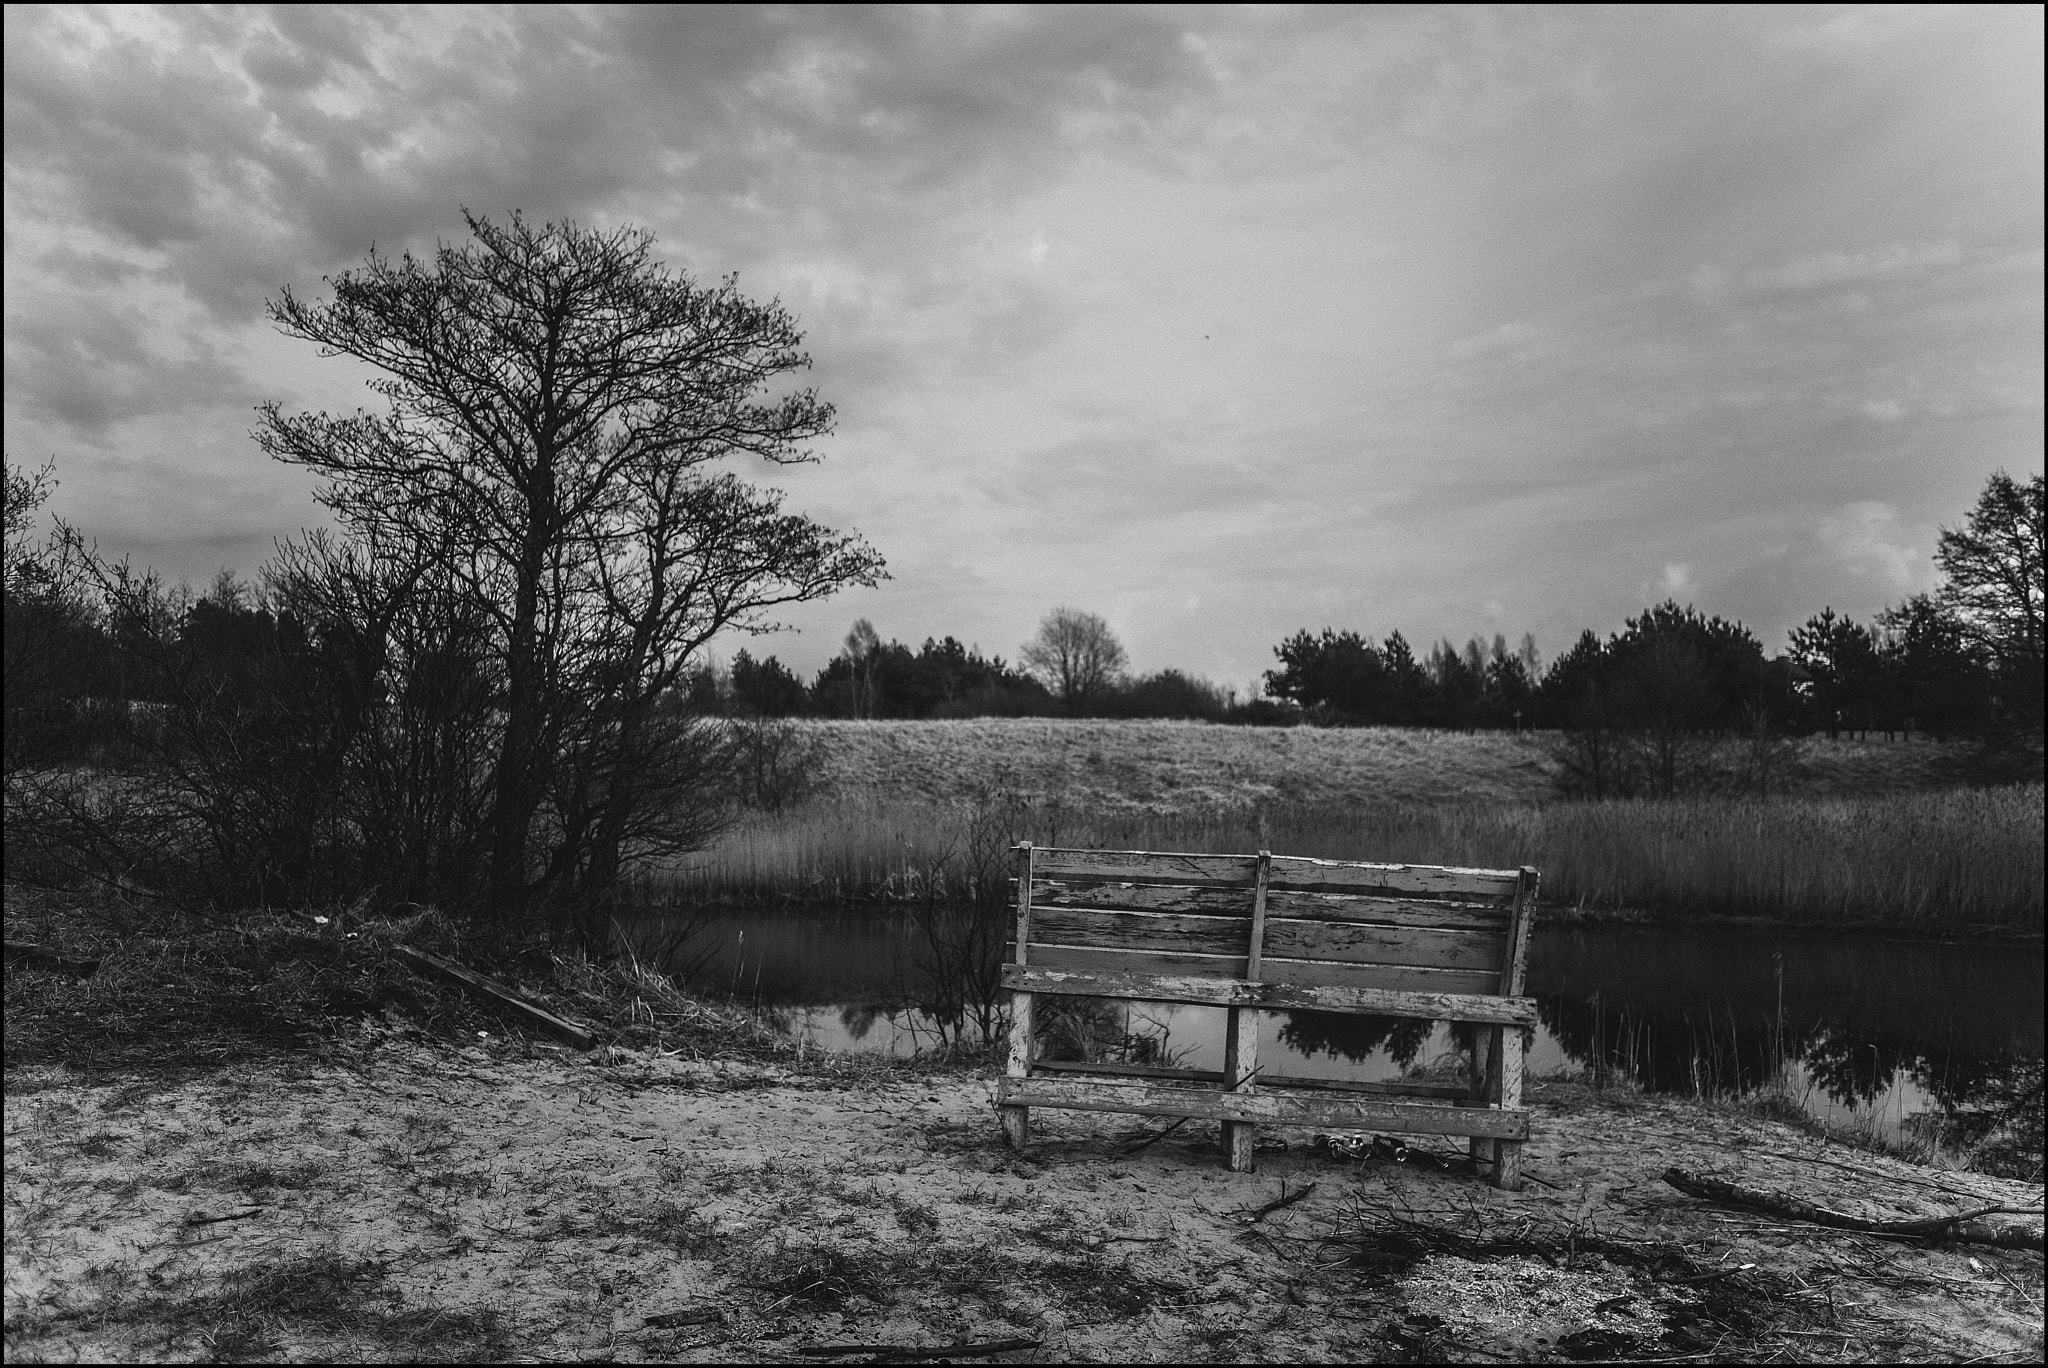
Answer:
[
  {"xmin": 1026, "ymin": 852, "xmax": 1517, "ymax": 902},
  {"xmin": 1267, "ymin": 855, "xmax": 1520, "ymax": 901},
  {"xmin": 1029, "ymin": 907, "xmax": 1504, "ymax": 972},
  {"xmin": 1031, "ymin": 849, "xmax": 1257, "ymax": 883},
  {"xmin": 1002, "ymin": 963, "xmax": 1539, "ymax": 1025},
  {"xmin": 1027, "ymin": 880, "xmax": 1514, "ymax": 930},
  {"xmin": 1032, "ymin": 1059, "xmax": 1481, "ymax": 1100},
  {"xmin": 1023, "ymin": 944, "xmax": 1500, "ymax": 995},
  {"xmin": 995, "ymin": 1075, "xmax": 1529, "ymax": 1139}
]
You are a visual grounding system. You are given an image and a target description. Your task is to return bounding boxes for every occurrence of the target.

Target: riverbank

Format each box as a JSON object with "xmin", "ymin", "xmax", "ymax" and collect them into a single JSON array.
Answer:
[
  {"xmin": 7, "ymin": 885, "xmax": 2044, "ymax": 1363},
  {"xmin": 7, "ymin": 1028, "xmax": 2043, "ymax": 1363}
]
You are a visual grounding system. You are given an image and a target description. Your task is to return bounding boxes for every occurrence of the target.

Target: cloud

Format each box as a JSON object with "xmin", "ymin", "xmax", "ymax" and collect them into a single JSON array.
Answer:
[
  {"xmin": 1815, "ymin": 501, "xmax": 1926, "ymax": 594},
  {"xmin": 3, "ymin": 5, "xmax": 2041, "ymax": 676}
]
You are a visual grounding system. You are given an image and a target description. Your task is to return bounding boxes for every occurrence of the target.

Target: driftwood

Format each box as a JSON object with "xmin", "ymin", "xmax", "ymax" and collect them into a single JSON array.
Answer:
[
  {"xmin": 392, "ymin": 944, "xmax": 597, "ymax": 1050},
  {"xmin": 4, "ymin": 941, "xmax": 101, "ymax": 977},
  {"xmin": 798, "ymin": 1339, "xmax": 1040, "ymax": 1361},
  {"xmin": 1662, "ymin": 1168, "xmax": 2045, "ymax": 1251}
]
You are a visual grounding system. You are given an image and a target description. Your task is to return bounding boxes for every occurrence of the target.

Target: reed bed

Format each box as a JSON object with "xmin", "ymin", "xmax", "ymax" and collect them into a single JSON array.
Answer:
[{"xmin": 664, "ymin": 784, "xmax": 2044, "ymax": 934}]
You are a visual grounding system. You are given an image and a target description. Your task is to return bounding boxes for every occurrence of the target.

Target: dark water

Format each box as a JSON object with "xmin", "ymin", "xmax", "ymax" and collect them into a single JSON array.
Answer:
[{"xmin": 649, "ymin": 908, "xmax": 2043, "ymax": 1144}]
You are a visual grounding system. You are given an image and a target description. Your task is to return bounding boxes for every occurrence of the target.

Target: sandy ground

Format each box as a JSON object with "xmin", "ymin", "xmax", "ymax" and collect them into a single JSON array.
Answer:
[{"xmin": 5, "ymin": 1031, "xmax": 2042, "ymax": 1364}]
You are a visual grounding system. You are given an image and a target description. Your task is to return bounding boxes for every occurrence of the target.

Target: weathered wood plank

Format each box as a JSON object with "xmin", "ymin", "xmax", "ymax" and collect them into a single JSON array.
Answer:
[
  {"xmin": 1024, "ymin": 852, "xmax": 1519, "ymax": 902},
  {"xmin": 1026, "ymin": 880, "xmax": 1513, "ymax": 930},
  {"xmin": 1031, "ymin": 1059, "xmax": 1482, "ymax": 1099},
  {"xmin": 1266, "ymin": 855, "xmax": 1520, "ymax": 901},
  {"xmin": 393, "ymin": 944, "xmax": 595, "ymax": 1050},
  {"xmin": 1503, "ymin": 866, "xmax": 1539, "ymax": 997},
  {"xmin": 1028, "ymin": 907, "xmax": 1505, "ymax": 973},
  {"xmin": 994, "ymin": 1075, "xmax": 1530, "ymax": 1139},
  {"xmin": 1000, "ymin": 963, "xmax": 1539, "ymax": 1025},
  {"xmin": 1029, "ymin": 848, "xmax": 1256, "ymax": 884},
  {"xmin": 1002, "ymin": 843, "xmax": 1036, "ymax": 1149},
  {"xmin": 1494, "ymin": 1022, "xmax": 1526, "ymax": 1191},
  {"xmin": 1268, "ymin": 919, "xmax": 1502, "ymax": 972},
  {"xmin": 1023, "ymin": 943, "xmax": 1502, "ymax": 996}
]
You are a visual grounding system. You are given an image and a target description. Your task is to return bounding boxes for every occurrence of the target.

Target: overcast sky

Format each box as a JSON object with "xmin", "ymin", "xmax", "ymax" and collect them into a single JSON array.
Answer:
[{"xmin": 6, "ymin": 5, "xmax": 2042, "ymax": 689}]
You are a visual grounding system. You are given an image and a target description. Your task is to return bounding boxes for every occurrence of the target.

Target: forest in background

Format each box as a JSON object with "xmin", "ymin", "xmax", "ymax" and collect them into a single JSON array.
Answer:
[{"xmin": 12, "ymin": 466, "xmax": 2038, "ymax": 799}]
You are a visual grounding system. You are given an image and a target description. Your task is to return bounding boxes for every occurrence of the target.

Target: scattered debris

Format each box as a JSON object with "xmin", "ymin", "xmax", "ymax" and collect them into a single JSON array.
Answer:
[{"xmin": 798, "ymin": 1337, "xmax": 1041, "ymax": 1361}]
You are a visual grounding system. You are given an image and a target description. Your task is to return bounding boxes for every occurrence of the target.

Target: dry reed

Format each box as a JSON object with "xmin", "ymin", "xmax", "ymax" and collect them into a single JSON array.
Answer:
[{"xmin": 664, "ymin": 785, "xmax": 2043, "ymax": 933}]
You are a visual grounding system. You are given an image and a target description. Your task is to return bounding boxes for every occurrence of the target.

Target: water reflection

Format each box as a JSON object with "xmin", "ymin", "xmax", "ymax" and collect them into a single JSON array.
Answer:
[{"xmin": 636, "ymin": 907, "xmax": 2042, "ymax": 1146}]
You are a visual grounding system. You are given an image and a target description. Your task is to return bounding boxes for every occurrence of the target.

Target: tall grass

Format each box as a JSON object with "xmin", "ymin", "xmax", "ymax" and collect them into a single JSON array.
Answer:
[{"xmin": 663, "ymin": 785, "xmax": 2044, "ymax": 934}]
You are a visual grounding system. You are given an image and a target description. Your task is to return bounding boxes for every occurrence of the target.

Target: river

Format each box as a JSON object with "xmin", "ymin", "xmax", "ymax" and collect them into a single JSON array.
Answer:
[{"xmin": 645, "ymin": 907, "xmax": 2043, "ymax": 1147}]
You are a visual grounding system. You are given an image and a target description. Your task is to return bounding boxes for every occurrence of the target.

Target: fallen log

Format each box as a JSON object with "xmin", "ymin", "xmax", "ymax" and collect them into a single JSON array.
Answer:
[
  {"xmin": 392, "ymin": 944, "xmax": 597, "ymax": 1050},
  {"xmin": 4, "ymin": 941, "xmax": 101, "ymax": 977},
  {"xmin": 1661, "ymin": 1167, "xmax": 2044, "ymax": 1251}
]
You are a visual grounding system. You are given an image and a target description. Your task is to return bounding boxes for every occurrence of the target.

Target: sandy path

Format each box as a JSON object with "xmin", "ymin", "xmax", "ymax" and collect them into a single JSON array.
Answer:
[{"xmin": 5, "ymin": 1035, "xmax": 2041, "ymax": 1363}]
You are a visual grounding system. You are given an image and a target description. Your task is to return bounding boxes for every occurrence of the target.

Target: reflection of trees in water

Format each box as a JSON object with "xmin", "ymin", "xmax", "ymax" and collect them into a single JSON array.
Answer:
[
  {"xmin": 1536, "ymin": 994, "xmax": 2042, "ymax": 1138},
  {"xmin": 1800, "ymin": 1030, "xmax": 1916, "ymax": 1107},
  {"xmin": 1538, "ymin": 994, "xmax": 1797, "ymax": 1098},
  {"xmin": 839, "ymin": 1003, "xmax": 888, "ymax": 1042},
  {"xmin": 1278, "ymin": 1012, "xmax": 1439, "ymax": 1069}
]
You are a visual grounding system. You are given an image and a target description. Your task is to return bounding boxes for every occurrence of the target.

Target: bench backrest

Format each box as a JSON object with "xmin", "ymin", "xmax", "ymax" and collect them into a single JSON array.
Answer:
[{"xmin": 1010, "ymin": 845, "xmax": 1537, "ymax": 1009}]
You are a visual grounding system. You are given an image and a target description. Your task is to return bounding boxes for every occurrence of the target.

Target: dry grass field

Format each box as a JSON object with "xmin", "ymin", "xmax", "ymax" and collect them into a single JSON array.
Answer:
[
  {"xmin": 676, "ymin": 722, "xmax": 2042, "ymax": 934},
  {"xmin": 789, "ymin": 718, "xmax": 1957, "ymax": 813}
]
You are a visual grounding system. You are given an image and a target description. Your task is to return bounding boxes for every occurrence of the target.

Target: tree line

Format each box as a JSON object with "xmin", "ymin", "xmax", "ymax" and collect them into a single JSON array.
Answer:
[
  {"xmin": 683, "ymin": 609, "xmax": 1286, "ymax": 724},
  {"xmin": 655, "ymin": 469, "xmax": 2044, "ymax": 785}
]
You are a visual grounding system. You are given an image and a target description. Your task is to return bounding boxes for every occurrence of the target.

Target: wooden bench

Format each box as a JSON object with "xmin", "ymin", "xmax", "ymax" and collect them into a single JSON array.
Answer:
[{"xmin": 994, "ymin": 843, "xmax": 1540, "ymax": 1188}]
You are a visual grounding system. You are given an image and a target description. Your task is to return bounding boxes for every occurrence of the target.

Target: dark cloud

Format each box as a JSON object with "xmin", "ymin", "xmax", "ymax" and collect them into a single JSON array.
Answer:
[{"xmin": 4, "ymin": 5, "xmax": 2040, "ymax": 678}]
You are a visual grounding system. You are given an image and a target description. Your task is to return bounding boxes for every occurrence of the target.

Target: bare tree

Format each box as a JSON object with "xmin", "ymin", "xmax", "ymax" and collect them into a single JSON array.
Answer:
[
  {"xmin": 1022, "ymin": 608, "xmax": 1127, "ymax": 713},
  {"xmin": 843, "ymin": 617, "xmax": 881, "ymax": 720},
  {"xmin": 256, "ymin": 210, "xmax": 885, "ymax": 936}
]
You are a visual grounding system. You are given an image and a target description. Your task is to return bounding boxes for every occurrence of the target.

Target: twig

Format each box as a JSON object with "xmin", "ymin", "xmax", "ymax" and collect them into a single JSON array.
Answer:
[
  {"xmin": 1118, "ymin": 1117, "xmax": 1188, "ymax": 1155},
  {"xmin": 1242, "ymin": 1181, "xmax": 1318, "ymax": 1224},
  {"xmin": 644, "ymin": 1307, "xmax": 722, "ymax": 1329},
  {"xmin": 184, "ymin": 1207, "xmax": 263, "ymax": 1226}
]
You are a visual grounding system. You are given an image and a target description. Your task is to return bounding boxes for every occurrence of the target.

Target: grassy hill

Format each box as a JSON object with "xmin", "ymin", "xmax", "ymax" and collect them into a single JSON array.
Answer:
[{"xmin": 791, "ymin": 718, "xmax": 1960, "ymax": 814}]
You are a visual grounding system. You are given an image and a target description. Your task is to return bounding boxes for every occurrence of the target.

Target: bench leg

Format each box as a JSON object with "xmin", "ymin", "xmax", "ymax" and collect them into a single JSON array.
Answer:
[
  {"xmin": 1001, "ymin": 990, "xmax": 1033, "ymax": 1150},
  {"xmin": 1468, "ymin": 1136, "xmax": 1497, "ymax": 1175},
  {"xmin": 1221, "ymin": 1005, "xmax": 1259, "ymax": 1173},
  {"xmin": 1488, "ymin": 1026, "xmax": 1526, "ymax": 1191}
]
